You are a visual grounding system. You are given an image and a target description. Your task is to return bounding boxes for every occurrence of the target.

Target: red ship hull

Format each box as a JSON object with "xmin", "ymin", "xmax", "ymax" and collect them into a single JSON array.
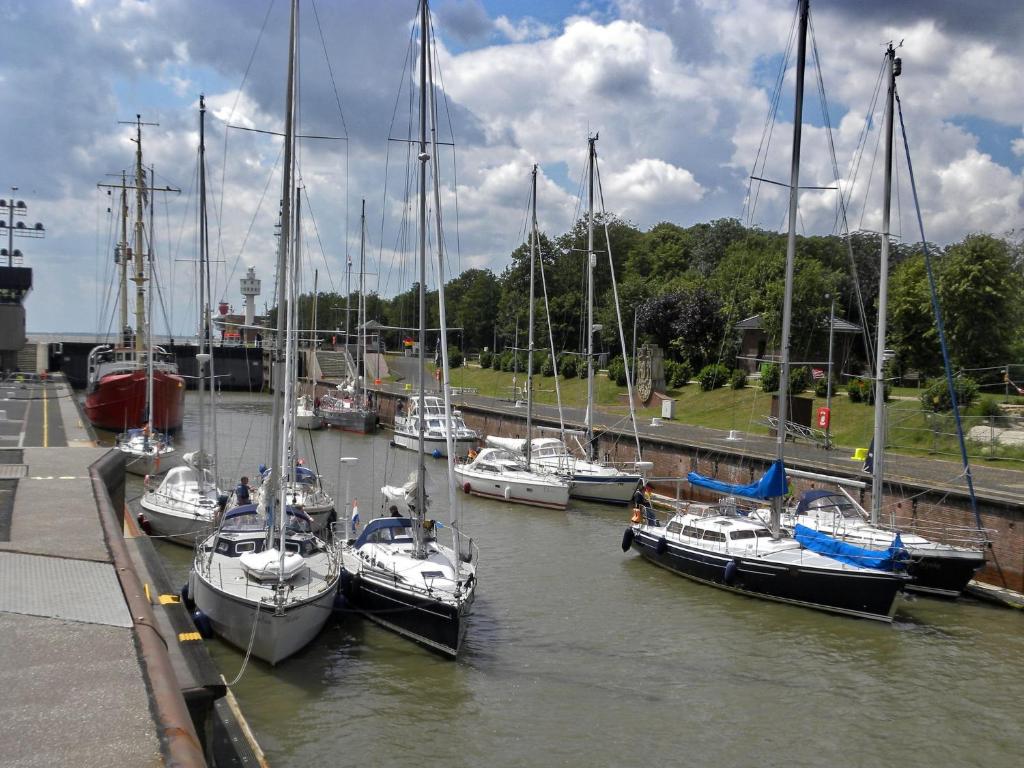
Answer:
[{"xmin": 84, "ymin": 370, "xmax": 186, "ymax": 432}]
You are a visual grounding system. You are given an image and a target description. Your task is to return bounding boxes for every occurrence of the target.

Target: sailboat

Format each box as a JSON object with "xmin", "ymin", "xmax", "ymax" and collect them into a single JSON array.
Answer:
[
  {"xmin": 462, "ymin": 164, "xmax": 571, "ymax": 510},
  {"xmin": 341, "ymin": 0, "xmax": 477, "ymax": 657},
  {"xmin": 317, "ymin": 201, "xmax": 377, "ymax": 433},
  {"xmin": 623, "ymin": 0, "xmax": 906, "ymax": 621},
  {"xmin": 776, "ymin": 46, "xmax": 985, "ymax": 597},
  {"xmin": 188, "ymin": 0, "xmax": 340, "ymax": 665},
  {"xmin": 140, "ymin": 95, "xmax": 224, "ymax": 544},
  {"xmin": 86, "ymin": 119, "xmax": 185, "ymax": 435},
  {"xmin": 504, "ymin": 143, "xmax": 648, "ymax": 505}
]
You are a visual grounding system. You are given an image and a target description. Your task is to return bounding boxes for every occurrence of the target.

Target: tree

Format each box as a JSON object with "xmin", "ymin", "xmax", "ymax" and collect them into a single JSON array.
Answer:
[{"xmin": 669, "ymin": 284, "xmax": 727, "ymax": 371}]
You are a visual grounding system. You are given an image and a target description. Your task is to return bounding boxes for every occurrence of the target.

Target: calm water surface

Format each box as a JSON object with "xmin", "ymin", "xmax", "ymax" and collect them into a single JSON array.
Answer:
[{"xmin": 130, "ymin": 392, "xmax": 1023, "ymax": 768}]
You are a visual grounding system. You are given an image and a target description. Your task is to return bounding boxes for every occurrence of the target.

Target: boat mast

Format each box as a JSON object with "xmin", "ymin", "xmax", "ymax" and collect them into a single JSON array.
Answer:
[
  {"xmin": 312, "ymin": 268, "xmax": 318, "ymax": 361},
  {"xmin": 118, "ymin": 172, "xmax": 129, "ymax": 341},
  {"xmin": 526, "ymin": 164, "xmax": 538, "ymax": 467},
  {"xmin": 772, "ymin": 0, "xmax": 809, "ymax": 539},
  {"xmin": 870, "ymin": 44, "xmax": 898, "ymax": 525},
  {"xmin": 145, "ymin": 163, "xmax": 156, "ymax": 434},
  {"xmin": 585, "ymin": 136, "xmax": 596, "ymax": 461},
  {"xmin": 269, "ymin": 0, "xmax": 298, "ymax": 537},
  {"xmin": 197, "ymin": 97, "xmax": 208, "ymax": 456},
  {"xmin": 131, "ymin": 117, "xmax": 148, "ymax": 359},
  {"xmin": 357, "ymin": 199, "xmax": 366, "ymax": 405},
  {"xmin": 412, "ymin": 0, "xmax": 429, "ymax": 559}
]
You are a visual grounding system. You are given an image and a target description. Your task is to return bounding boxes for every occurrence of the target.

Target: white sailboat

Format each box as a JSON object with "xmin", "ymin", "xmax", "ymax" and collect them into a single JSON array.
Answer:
[
  {"xmin": 140, "ymin": 95, "xmax": 224, "ymax": 545},
  {"xmin": 341, "ymin": 0, "xmax": 477, "ymax": 657},
  {"xmin": 468, "ymin": 164, "xmax": 572, "ymax": 509},
  {"xmin": 189, "ymin": 0, "xmax": 340, "ymax": 665},
  {"xmin": 393, "ymin": 395, "xmax": 478, "ymax": 456},
  {"xmin": 295, "ymin": 394, "xmax": 323, "ymax": 430}
]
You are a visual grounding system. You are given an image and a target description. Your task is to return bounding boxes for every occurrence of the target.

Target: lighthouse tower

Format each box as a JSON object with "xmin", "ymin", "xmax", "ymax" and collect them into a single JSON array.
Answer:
[{"xmin": 240, "ymin": 266, "xmax": 260, "ymax": 327}]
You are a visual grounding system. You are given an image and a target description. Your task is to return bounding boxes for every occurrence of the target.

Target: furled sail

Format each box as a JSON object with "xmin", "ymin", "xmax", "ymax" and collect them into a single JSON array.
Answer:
[
  {"xmin": 794, "ymin": 524, "xmax": 909, "ymax": 572},
  {"xmin": 687, "ymin": 459, "xmax": 788, "ymax": 500}
]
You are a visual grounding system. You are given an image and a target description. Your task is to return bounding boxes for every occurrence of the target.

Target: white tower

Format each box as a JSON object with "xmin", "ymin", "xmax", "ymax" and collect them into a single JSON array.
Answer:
[{"xmin": 240, "ymin": 265, "xmax": 261, "ymax": 327}]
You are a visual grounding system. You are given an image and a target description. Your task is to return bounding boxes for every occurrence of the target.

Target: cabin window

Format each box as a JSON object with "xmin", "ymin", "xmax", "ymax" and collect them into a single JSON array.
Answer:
[
  {"xmin": 285, "ymin": 542, "xmax": 300, "ymax": 554},
  {"xmin": 682, "ymin": 525, "xmax": 703, "ymax": 539},
  {"xmin": 235, "ymin": 541, "xmax": 256, "ymax": 553},
  {"xmin": 666, "ymin": 521, "xmax": 683, "ymax": 534},
  {"xmin": 730, "ymin": 530, "xmax": 756, "ymax": 540},
  {"xmin": 703, "ymin": 530, "xmax": 726, "ymax": 543},
  {"xmin": 216, "ymin": 541, "xmax": 230, "ymax": 553}
]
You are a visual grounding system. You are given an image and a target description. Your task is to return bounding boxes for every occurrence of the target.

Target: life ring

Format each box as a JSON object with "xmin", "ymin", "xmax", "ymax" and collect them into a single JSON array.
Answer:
[{"xmin": 630, "ymin": 507, "xmax": 642, "ymax": 524}]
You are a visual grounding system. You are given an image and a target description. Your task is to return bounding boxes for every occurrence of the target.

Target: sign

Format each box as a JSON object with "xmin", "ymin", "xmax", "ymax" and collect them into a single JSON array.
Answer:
[{"xmin": 816, "ymin": 406, "xmax": 831, "ymax": 430}]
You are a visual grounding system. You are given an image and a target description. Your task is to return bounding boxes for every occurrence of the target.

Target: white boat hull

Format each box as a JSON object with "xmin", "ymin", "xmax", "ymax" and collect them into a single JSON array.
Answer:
[
  {"xmin": 123, "ymin": 449, "xmax": 181, "ymax": 476},
  {"xmin": 296, "ymin": 413, "xmax": 323, "ymax": 430},
  {"xmin": 568, "ymin": 474, "xmax": 641, "ymax": 505},
  {"xmin": 453, "ymin": 466, "xmax": 570, "ymax": 510},
  {"xmin": 393, "ymin": 430, "xmax": 478, "ymax": 457},
  {"xmin": 188, "ymin": 567, "xmax": 338, "ymax": 665},
  {"xmin": 139, "ymin": 494, "xmax": 217, "ymax": 545}
]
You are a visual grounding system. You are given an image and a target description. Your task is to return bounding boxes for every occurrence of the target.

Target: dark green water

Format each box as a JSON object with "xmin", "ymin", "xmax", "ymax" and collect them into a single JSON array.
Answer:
[{"xmin": 137, "ymin": 393, "xmax": 1023, "ymax": 768}]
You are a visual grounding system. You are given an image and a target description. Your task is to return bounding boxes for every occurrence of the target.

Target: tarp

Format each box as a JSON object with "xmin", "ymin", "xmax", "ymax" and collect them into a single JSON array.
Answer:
[
  {"xmin": 794, "ymin": 523, "xmax": 908, "ymax": 572},
  {"xmin": 687, "ymin": 459, "xmax": 788, "ymax": 500}
]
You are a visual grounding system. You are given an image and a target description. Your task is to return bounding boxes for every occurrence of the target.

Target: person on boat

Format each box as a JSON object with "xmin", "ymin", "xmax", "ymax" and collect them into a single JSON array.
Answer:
[
  {"xmin": 235, "ymin": 476, "xmax": 251, "ymax": 505},
  {"xmin": 396, "ymin": 401, "xmax": 405, "ymax": 418},
  {"xmin": 389, "ymin": 505, "xmax": 402, "ymax": 517}
]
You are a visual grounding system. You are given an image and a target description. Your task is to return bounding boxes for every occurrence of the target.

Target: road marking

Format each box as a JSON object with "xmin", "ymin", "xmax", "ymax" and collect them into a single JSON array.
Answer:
[{"xmin": 42, "ymin": 381, "xmax": 48, "ymax": 448}]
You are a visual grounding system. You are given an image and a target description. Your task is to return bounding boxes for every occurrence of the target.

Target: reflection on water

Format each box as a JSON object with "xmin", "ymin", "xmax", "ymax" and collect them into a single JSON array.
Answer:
[{"xmin": 139, "ymin": 393, "xmax": 1024, "ymax": 768}]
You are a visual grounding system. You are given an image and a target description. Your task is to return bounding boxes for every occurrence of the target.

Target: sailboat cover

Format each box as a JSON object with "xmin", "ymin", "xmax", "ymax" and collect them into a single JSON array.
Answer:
[
  {"xmin": 794, "ymin": 524, "xmax": 909, "ymax": 572},
  {"xmin": 687, "ymin": 459, "xmax": 788, "ymax": 500}
]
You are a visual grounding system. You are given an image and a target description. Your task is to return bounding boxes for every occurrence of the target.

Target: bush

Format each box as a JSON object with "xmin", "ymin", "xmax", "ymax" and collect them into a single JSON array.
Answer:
[
  {"xmin": 447, "ymin": 347, "xmax": 464, "ymax": 369},
  {"xmin": 790, "ymin": 366, "xmax": 811, "ymax": 394},
  {"xmin": 847, "ymin": 378, "xmax": 869, "ymax": 403},
  {"xmin": 760, "ymin": 363, "xmax": 779, "ymax": 393},
  {"xmin": 478, "ymin": 350, "xmax": 493, "ymax": 369},
  {"xmin": 665, "ymin": 359, "xmax": 692, "ymax": 388},
  {"xmin": 607, "ymin": 356, "xmax": 628, "ymax": 386},
  {"xmin": 541, "ymin": 353, "xmax": 555, "ymax": 377},
  {"xmin": 921, "ymin": 376, "xmax": 979, "ymax": 412},
  {"xmin": 730, "ymin": 369, "xmax": 747, "ymax": 390},
  {"xmin": 814, "ymin": 374, "xmax": 834, "ymax": 398},
  {"xmin": 559, "ymin": 354, "xmax": 578, "ymax": 379},
  {"xmin": 697, "ymin": 363, "xmax": 730, "ymax": 391}
]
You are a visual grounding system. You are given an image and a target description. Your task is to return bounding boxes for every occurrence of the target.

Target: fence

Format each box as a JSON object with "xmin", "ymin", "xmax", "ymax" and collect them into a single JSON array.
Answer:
[{"xmin": 886, "ymin": 404, "xmax": 1024, "ymax": 464}]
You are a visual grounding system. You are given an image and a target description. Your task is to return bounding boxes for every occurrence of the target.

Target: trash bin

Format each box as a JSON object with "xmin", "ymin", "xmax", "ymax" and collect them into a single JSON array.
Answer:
[{"xmin": 661, "ymin": 399, "xmax": 676, "ymax": 419}]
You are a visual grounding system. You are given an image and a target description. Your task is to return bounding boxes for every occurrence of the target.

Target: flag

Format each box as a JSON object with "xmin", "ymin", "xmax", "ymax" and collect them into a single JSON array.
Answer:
[{"xmin": 811, "ymin": 368, "xmax": 825, "ymax": 380}]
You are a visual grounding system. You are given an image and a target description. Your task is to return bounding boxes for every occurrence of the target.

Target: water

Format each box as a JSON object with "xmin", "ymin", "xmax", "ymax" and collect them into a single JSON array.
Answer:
[{"xmin": 132, "ymin": 393, "xmax": 1024, "ymax": 768}]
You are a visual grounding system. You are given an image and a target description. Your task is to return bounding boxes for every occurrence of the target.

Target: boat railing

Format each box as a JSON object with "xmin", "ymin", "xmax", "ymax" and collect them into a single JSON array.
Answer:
[{"xmin": 879, "ymin": 515, "xmax": 993, "ymax": 549}]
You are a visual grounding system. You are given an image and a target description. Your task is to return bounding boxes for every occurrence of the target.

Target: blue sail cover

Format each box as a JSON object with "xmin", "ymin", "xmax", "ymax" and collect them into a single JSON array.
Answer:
[
  {"xmin": 687, "ymin": 459, "xmax": 788, "ymax": 500},
  {"xmin": 794, "ymin": 524, "xmax": 909, "ymax": 572}
]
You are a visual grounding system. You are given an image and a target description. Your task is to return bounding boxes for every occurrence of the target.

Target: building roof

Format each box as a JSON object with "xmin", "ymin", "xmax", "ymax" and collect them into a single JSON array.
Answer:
[{"xmin": 734, "ymin": 313, "xmax": 861, "ymax": 334}]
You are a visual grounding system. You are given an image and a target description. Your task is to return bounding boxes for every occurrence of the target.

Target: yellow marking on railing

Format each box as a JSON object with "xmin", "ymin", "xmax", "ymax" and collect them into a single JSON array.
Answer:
[
  {"xmin": 158, "ymin": 594, "xmax": 181, "ymax": 605},
  {"xmin": 178, "ymin": 632, "xmax": 203, "ymax": 642}
]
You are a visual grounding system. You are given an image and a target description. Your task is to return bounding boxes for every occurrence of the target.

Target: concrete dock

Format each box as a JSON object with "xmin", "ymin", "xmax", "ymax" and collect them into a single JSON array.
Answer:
[{"xmin": 0, "ymin": 375, "xmax": 261, "ymax": 767}]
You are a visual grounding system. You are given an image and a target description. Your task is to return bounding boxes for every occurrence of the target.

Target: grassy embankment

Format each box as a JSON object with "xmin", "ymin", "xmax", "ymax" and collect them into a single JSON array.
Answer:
[{"xmin": 423, "ymin": 360, "xmax": 1024, "ymax": 465}]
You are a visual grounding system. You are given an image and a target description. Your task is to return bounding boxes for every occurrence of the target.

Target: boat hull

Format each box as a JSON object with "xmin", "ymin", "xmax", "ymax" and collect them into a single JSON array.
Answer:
[
  {"xmin": 453, "ymin": 467, "xmax": 570, "ymax": 510},
  {"xmin": 629, "ymin": 526, "xmax": 902, "ymax": 621},
  {"xmin": 85, "ymin": 370, "xmax": 185, "ymax": 432},
  {"xmin": 188, "ymin": 569, "xmax": 338, "ymax": 665},
  {"xmin": 139, "ymin": 495, "xmax": 216, "ymax": 546},
  {"xmin": 123, "ymin": 448, "xmax": 181, "ymax": 477},
  {"xmin": 341, "ymin": 568, "xmax": 472, "ymax": 657},
  {"xmin": 905, "ymin": 548, "xmax": 985, "ymax": 597},
  {"xmin": 568, "ymin": 474, "xmax": 641, "ymax": 505},
  {"xmin": 393, "ymin": 430, "xmax": 477, "ymax": 457},
  {"xmin": 320, "ymin": 408, "xmax": 377, "ymax": 433},
  {"xmin": 296, "ymin": 414, "xmax": 323, "ymax": 430}
]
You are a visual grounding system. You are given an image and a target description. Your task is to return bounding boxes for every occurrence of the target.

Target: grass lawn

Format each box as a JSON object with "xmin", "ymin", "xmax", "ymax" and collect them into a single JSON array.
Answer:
[{"xmin": 433, "ymin": 360, "xmax": 1024, "ymax": 465}]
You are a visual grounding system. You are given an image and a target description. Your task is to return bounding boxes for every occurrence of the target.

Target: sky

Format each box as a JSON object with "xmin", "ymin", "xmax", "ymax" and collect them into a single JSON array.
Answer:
[{"xmin": 2, "ymin": 0, "xmax": 1022, "ymax": 336}]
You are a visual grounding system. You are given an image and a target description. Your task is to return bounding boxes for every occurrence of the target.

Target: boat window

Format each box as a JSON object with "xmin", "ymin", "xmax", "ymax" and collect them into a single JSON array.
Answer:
[
  {"xmin": 703, "ymin": 530, "xmax": 726, "ymax": 543},
  {"xmin": 682, "ymin": 525, "xmax": 703, "ymax": 539},
  {"xmin": 666, "ymin": 521, "xmax": 683, "ymax": 534},
  {"xmin": 217, "ymin": 541, "xmax": 230, "ymax": 553},
  {"xmin": 235, "ymin": 541, "xmax": 256, "ymax": 553},
  {"xmin": 730, "ymin": 530, "xmax": 757, "ymax": 540},
  {"xmin": 285, "ymin": 542, "xmax": 300, "ymax": 554}
]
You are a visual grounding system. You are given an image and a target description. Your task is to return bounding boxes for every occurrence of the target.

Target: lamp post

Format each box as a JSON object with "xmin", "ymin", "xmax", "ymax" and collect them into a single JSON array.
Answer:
[
  {"xmin": 337, "ymin": 456, "xmax": 359, "ymax": 542},
  {"xmin": 825, "ymin": 293, "xmax": 835, "ymax": 449}
]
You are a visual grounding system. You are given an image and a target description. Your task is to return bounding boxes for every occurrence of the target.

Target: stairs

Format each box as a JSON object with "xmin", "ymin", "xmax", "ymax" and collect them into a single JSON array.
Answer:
[
  {"xmin": 316, "ymin": 350, "xmax": 355, "ymax": 382},
  {"xmin": 15, "ymin": 344, "xmax": 37, "ymax": 373}
]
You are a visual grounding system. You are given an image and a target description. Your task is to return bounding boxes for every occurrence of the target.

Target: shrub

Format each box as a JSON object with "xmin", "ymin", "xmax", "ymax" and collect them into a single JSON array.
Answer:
[
  {"xmin": 789, "ymin": 366, "xmax": 811, "ymax": 394},
  {"xmin": 559, "ymin": 354, "xmax": 578, "ymax": 379},
  {"xmin": 814, "ymin": 374, "xmax": 834, "ymax": 398},
  {"xmin": 697, "ymin": 363, "xmax": 730, "ymax": 391},
  {"xmin": 478, "ymin": 350, "xmax": 493, "ymax": 369},
  {"xmin": 921, "ymin": 376, "xmax": 979, "ymax": 412},
  {"xmin": 607, "ymin": 356, "xmax": 628, "ymax": 386},
  {"xmin": 730, "ymin": 369, "xmax": 747, "ymax": 390},
  {"xmin": 760, "ymin": 363, "xmax": 779, "ymax": 393},
  {"xmin": 541, "ymin": 353, "xmax": 555, "ymax": 377},
  {"xmin": 665, "ymin": 359, "xmax": 692, "ymax": 388},
  {"xmin": 847, "ymin": 378, "xmax": 869, "ymax": 403},
  {"xmin": 447, "ymin": 347, "xmax": 464, "ymax": 369}
]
